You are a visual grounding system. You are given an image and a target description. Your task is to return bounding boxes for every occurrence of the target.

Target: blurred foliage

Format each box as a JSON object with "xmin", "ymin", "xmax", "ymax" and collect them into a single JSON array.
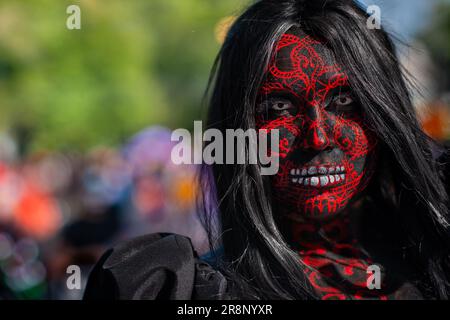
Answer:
[
  {"xmin": 419, "ymin": 0, "xmax": 450, "ymax": 93},
  {"xmin": 0, "ymin": 0, "xmax": 245, "ymax": 153}
]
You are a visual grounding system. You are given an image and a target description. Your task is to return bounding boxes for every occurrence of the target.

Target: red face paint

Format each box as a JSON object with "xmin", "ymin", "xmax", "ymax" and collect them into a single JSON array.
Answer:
[{"xmin": 256, "ymin": 32, "xmax": 377, "ymax": 219}]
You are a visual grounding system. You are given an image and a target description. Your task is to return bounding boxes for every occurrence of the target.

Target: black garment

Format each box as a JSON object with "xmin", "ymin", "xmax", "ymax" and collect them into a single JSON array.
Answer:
[{"xmin": 83, "ymin": 233, "xmax": 228, "ymax": 300}]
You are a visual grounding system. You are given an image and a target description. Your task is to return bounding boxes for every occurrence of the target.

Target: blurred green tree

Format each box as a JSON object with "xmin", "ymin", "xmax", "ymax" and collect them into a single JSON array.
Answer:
[{"xmin": 0, "ymin": 0, "xmax": 244, "ymax": 154}]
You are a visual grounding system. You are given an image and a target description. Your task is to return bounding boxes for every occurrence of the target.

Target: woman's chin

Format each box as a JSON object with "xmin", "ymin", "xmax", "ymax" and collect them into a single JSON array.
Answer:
[{"xmin": 299, "ymin": 194, "xmax": 348, "ymax": 220}]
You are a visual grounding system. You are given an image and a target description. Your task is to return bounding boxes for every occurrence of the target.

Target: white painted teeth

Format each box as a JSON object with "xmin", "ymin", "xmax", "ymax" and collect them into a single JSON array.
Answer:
[
  {"xmin": 289, "ymin": 165, "xmax": 346, "ymax": 187},
  {"xmin": 290, "ymin": 165, "xmax": 345, "ymax": 177},
  {"xmin": 308, "ymin": 166, "xmax": 317, "ymax": 175},
  {"xmin": 319, "ymin": 175, "xmax": 329, "ymax": 187},
  {"xmin": 336, "ymin": 166, "xmax": 345, "ymax": 173},
  {"xmin": 290, "ymin": 173, "xmax": 346, "ymax": 186}
]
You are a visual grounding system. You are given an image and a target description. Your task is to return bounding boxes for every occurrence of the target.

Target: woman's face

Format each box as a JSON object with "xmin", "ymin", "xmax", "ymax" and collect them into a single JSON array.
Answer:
[{"xmin": 256, "ymin": 31, "xmax": 378, "ymax": 220}]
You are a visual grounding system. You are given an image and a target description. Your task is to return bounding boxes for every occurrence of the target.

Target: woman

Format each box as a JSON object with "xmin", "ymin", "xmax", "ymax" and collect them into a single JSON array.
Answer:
[{"xmin": 84, "ymin": 0, "xmax": 450, "ymax": 300}]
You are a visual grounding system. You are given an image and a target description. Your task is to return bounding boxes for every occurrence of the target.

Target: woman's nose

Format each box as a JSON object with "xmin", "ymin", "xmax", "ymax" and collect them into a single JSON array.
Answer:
[{"xmin": 302, "ymin": 105, "xmax": 330, "ymax": 150}]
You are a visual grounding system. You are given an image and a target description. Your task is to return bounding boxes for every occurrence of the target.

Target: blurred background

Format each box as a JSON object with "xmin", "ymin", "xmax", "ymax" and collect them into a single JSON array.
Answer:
[{"xmin": 0, "ymin": 0, "xmax": 448, "ymax": 299}]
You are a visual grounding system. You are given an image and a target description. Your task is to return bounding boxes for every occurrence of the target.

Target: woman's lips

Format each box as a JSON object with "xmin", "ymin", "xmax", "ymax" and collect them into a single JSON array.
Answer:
[{"xmin": 289, "ymin": 165, "xmax": 346, "ymax": 187}]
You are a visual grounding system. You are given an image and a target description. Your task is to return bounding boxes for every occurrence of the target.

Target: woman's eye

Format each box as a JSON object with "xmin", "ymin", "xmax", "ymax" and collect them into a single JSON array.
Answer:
[
  {"xmin": 257, "ymin": 98, "xmax": 295, "ymax": 114},
  {"xmin": 269, "ymin": 99, "xmax": 294, "ymax": 112},
  {"xmin": 334, "ymin": 95, "xmax": 353, "ymax": 106},
  {"xmin": 330, "ymin": 93, "xmax": 356, "ymax": 113}
]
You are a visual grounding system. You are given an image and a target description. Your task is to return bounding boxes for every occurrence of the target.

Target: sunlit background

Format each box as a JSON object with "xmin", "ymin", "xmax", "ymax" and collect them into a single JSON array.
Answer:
[{"xmin": 0, "ymin": 0, "xmax": 448, "ymax": 299}]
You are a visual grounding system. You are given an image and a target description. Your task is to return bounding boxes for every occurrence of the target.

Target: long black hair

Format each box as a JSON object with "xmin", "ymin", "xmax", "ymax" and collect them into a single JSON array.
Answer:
[{"xmin": 199, "ymin": 0, "xmax": 450, "ymax": 299}]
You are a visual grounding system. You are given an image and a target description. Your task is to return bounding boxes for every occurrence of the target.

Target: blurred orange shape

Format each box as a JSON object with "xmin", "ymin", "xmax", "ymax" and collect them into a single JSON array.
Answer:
[{"xmin": 13, "ymin": 183, "xmax": 62, "ymax": 240}]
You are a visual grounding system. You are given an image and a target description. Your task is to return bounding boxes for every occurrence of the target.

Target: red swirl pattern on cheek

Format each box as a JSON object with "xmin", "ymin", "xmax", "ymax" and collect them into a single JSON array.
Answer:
[
  {"xmin": 334, "ymin": 116, "xmax": 376, "ymax": 160},
  {"xmin": 256, "ymin": 33, "xmax": 377, "ymax": 218}
]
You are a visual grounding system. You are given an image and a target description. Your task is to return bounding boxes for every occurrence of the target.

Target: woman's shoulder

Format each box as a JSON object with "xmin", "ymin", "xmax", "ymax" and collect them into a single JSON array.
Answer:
[{"xmin": 83, "ymin": 233, "xmax": 228, "ymax": 300}]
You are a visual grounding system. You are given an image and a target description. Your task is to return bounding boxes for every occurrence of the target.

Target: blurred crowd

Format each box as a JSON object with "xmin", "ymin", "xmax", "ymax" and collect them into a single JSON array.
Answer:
[{"xmin": 0, "ymin": 126, "xmax": 209, "ymax": 299}]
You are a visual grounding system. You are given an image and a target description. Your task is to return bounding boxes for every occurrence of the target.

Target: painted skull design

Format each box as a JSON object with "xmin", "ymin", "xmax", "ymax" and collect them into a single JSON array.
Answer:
[{"xmin": 256, "ymin": 31, "xmax": 377, "ymax": 219}]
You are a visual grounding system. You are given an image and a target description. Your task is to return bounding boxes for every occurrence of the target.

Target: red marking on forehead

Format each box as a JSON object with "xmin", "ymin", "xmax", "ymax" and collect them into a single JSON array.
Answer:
[{"xmin": 262, "ymin": 33, "xmax": 348, "ymax": 108}]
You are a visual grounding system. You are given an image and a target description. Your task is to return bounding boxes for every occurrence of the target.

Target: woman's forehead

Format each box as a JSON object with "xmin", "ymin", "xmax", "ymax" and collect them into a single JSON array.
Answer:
[
  {"xmin": 260, "ymin": 29, "xmax": 348, "ymax": 100},
  {"xmin": 270, "ymin": 30, "xmax": 339, "ymax": 73}
]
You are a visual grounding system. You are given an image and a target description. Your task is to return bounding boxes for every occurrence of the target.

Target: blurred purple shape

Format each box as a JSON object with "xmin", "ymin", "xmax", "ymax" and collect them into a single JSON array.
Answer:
[{"xmin": 122, "ymin": 126, "xmax": 176, "ymax": 176}]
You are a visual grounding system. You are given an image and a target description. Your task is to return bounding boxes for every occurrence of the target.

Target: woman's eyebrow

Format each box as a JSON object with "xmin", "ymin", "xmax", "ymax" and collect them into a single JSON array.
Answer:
[
  {"xmin": 324, "ymin": 83, "xmax": 351, "ymax": 97},
  {"xmin": 314, "ymin": 84, "xmax": 351, "ymax": 106},
  {"xmin": 260, "ymin": 78, "xmax": 301, "ymax": 97},
  {"xmin": 265, "ymin": 88, "xmax": 302, "ymax": 102}
]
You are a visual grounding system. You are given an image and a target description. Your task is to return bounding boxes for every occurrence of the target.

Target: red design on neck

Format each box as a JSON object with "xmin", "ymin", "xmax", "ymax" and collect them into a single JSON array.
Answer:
[{"xmin": 291, "ymin": 218, "xmax": 388, "ymax": 300}]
